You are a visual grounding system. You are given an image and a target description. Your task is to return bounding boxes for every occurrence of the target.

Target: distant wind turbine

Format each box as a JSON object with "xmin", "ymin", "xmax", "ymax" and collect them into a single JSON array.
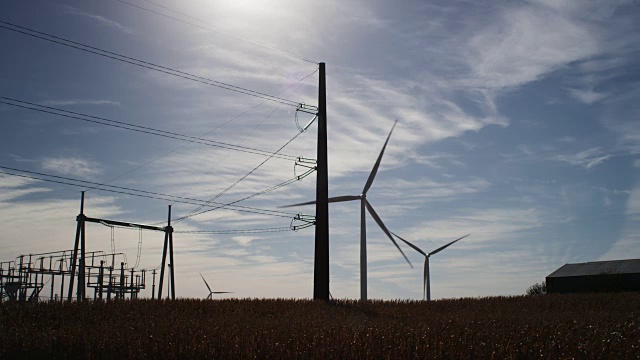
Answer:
[
  {"xmin": 283, "ymin": 120, "xmax": 412, "ymax": 300},
  {"xmin": 392, "ymin": 233, "xmax": 469, "ymax": 301},
  {"xmin": 200, "ymin": 273, "xmax": 233, "ymax": 299}
]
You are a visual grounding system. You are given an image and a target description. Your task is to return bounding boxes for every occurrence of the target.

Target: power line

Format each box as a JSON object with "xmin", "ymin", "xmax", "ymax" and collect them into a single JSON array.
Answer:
[
  {"xmin": 167, "ymin": 92, "xmax": 287, "ymax": 207},
  {"xmin": 173, "ymin": 124, "xmax": 307, "ymax": 224},
  {"xmin": 174, "ymin": 227, "xmax": 293, "ymax": 234},
  {"xmin": 172, "ymin": 133, "xmax": 312, "ymax": 224},
  {"xmin": 92, "ymin": 67, "xmax": 318, "ymax": 189},
  {"xmin": 113, "ymin": 0, "xmax": 317, "ymax": 64},
  {"xmin": 0, "ymin": 68, "xmax": 318, "ymax": 208},
  {"xmin": 1, "ymin": 82, "xmax": 318, "ymax": 225},
  {"xmin": 0, "ymin": 166, "xmax": 295, "ymax": 219},
  {"xmin": 0, "ymin": 97, "xmax": 298, "ymax": 161},
  {"xmin": 0, "ymin": 21, "xmax": 302, "ymax": 107},
  {"xmin": 101, "ymin": 224, "xmax": 293, "ymax": 235},
  {"xmin": 172, "ymin": 176, "xmax": 302, "ymax": 224}
]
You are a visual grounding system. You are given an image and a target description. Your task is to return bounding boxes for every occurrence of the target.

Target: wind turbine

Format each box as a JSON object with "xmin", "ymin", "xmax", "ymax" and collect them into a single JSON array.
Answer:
[
  {"xmin": 283, "ymin": 120, "xmax": 412, "ymax": 300},
  {"xmin": 200, "ymin": 273, "xmax": 233, "ymax": 299},
  {"xmin": 392, "ymin": 233, "xmax": 469, "ymax": 301}
]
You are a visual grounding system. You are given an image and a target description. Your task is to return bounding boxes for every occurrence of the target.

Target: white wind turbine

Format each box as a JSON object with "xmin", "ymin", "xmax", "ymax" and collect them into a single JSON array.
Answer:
[
  {"xmin": 200, "ymin": 273, "xmax": 233, "ymax": 299},
  {"xmin": 392, "ymin": 233, "xmax": 469, "ymax": 301},
  {"xmin": 283, "ymin": 120, "xmax": 412, "ymax": 300}
]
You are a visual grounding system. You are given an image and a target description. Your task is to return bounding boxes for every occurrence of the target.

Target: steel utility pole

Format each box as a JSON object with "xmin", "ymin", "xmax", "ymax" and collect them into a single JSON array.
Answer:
[
  {"xmin": 157, "ymin": 205, "xmax": 175, "ymax": 300},
  {"xmin": 314, "ymin": 63, "xmax": 329, "ymax": 301},
  {"xmin": 68, "ymin": 191, "xmax": 86, "ymax": 301}
]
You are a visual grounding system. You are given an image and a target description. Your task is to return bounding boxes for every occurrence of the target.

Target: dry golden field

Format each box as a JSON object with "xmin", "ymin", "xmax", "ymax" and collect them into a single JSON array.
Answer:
[{"xmin": 0, "ymin": 293, "xmax": 638, "ymax": 359}]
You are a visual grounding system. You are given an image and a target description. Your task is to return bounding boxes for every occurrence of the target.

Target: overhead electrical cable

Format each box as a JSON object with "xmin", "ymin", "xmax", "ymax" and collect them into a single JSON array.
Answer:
[
  {"xmin": 0, "ymin": 70, "xmax": 317, "ymax": 222},
  {"xmin": 169, "ymin": 95, "xmax": 285, "ymax": 205},
  {"xmin": 88, "ymin": 67, "xmax": 319, "ymax": 190},
  {"xmin": 174, "ymin": 227, "xmax": 293, "ymax": 234},
  {"xmin": 0, "ymin": 169, "xmax": 293, "ymax": 219},
  {"xmin": 164, "ymin": 68, "xmax": 317, "ymax": 207},
  {"xmin": 172, "ymin": 175, "xmax": 303, "ymax": 224},
  {"xmin": 0, "ymin": 97, "xmax": 297, "ymax": 160},
  {"xmin": 0, "ymin": 21, "xmax": 301, "ymax": 107},
  {"xmin": 173, "ymin": 127, "xmax": 306, "ymax": 224},
  {"xmin": 171, "ymin": 78, "xmax": 314, "ymax": 222},
  {"xmin": 100, "ymin": 224, "xmax": 293, "ymax": 235},
  {"xmin": 0, "ymin": 166, "xmax": 295, "ymax": 219},
  {"xmin": 113, "ymin": 0, "xmax": 317, "ymax": 64}
]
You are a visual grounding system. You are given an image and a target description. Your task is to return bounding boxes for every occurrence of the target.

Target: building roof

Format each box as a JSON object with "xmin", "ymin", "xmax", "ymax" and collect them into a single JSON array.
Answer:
[{"xmin": 547, "ymin": 259, "xmax": 640, "ymax": 278}]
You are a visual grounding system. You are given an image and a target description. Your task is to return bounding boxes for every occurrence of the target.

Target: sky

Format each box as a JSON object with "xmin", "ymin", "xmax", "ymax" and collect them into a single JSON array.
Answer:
[{"xmin": 1, "ymin": 0, "xmax": 639, "ymax": 300}]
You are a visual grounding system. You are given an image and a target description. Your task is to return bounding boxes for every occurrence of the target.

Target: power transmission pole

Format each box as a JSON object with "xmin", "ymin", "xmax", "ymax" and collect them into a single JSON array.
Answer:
[
  {"xmin": 68, "ymin": 191, "xmax": 86, "ymax": 301},
  {"xmin": 157, "ymin": 205, "xmax": 175, "ymax": 299},
  {"xmin": 314, "ymin": 63, "xmax": 329, "ymax": 300}
]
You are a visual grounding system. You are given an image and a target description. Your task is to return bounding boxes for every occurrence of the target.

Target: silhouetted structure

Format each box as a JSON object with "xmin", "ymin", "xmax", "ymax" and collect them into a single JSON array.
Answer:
[
  {"xmin": 199, "ymin": 273, "xmax": 233, "ymax": 299},
  {"xmin": 285, "ymin": 121, "xmax": 412, "ymax": 301},
  {"xmin": 0, "ymin": 250, "xmax": 144, "ymax": 302},
  {"xmin": 314, "ymin": 62, "xmax": 329, "ymax": 301},
  {"xmin": 394, "ymin": 234, "xmax": 469, "ymax": 301},
  {"xmin": 546, "ymin": 259, "xmax": 640, "ymax": 294},
  {"xmin": 67, "ymin": 192, "xmax": 175, "ymax": 301}
]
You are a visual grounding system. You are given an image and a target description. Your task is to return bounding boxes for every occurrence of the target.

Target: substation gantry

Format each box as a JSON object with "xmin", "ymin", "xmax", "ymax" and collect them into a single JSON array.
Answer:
[
  {"xmin": 0, "ymin": 191, "xmax": 177, "ymax": 302},
  {"xmin": 67, "ymin": 191, "xmax": 176, "ymax": 301}
]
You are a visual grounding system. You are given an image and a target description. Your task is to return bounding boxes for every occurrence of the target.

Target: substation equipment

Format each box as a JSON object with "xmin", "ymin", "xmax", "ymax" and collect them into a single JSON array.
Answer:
[{"xmin": 0, "ymin": 192, "xmax": 177, "ymax": 302}]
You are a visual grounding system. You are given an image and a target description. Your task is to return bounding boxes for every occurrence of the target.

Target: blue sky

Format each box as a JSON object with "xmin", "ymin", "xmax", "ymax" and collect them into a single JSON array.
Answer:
[{"xmin": 1, "ymin": 0, "xmax": 639, "ymax": 300}]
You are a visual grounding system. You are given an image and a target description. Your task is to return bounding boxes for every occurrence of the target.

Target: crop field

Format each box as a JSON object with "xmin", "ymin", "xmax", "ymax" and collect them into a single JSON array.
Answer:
[{"xmin": 0, "ymin": 293, "xmax": 638, "ymax": 359}]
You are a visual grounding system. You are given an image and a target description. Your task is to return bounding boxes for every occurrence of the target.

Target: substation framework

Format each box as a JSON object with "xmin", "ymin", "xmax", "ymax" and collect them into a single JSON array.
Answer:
[
  {"xmin": 0, "ymin": 250, "xmax": 136, "ymax": 302},
  {"xmin": 0, "ymin": 192, "xmax": 176, "ymax": 302},
  {"xmin": 69, "ymin": 192, "xmax": 176, "ymax": 301}
]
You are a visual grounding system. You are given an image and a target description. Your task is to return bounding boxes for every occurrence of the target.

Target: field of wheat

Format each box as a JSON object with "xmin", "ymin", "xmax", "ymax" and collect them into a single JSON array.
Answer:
[{"xmin": 0, "ymin": 293, "xmax": 638, "ymax": 359}]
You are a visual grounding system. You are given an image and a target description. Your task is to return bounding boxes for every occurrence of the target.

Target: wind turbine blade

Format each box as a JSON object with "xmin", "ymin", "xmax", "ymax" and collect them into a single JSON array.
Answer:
[
  {"xmin": 328, "ymin": 195, "xmax": 361, "ymax": 203},
  {"xmin": 279, "ymin": 200, "xmax": 317, "ymax": 208},
  {"xmin": 279, "ymin": 195, "xmax": 360, "ymax": 208},
  {"xmin": 391, "ymin": 231, "xmax": 426, "ymax": 256},
  {"xmin": 200, "ymin": 273, "xmax": 212, "ymax": 293},
  {"xmin": 362, "ymin": 120, "xmax": 398, "ymax": 195},
  {"xmin": 429, "ymin": 234, "xmax": 470, "ymax": 256},
  {"xmin": 207, "ymin": 293, "xmax": 212, "ymax": 300},
  {"xmin": 212, "ymin": 291, "xmax": 234, "ymax": 294},
  {"xmin": 364, "ymin": 200, "xmax": 413, "ymax": 268}
]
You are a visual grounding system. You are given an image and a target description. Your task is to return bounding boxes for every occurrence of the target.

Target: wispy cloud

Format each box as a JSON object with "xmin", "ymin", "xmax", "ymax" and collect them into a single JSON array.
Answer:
[
  {"xmin": 0, "ymin": 187, "xmax": 124, "ymax": 257},
  {"xmin": 40, "ymin": 156, "xmax": 103, "ymax": 178},
  {"xmin": 41, "ymin": 99, "xmax": 122, "ymax": 107},
  {"xmin": 599, "ymin": 185, "xmax": 640, "ymax": 260},
  {"xmin": 232, "ymin": 236, "xmax": 259, "ymax": 246},
  {"xmin": 552, "ymin": 147, "xmax": 611, "ymax": 169},
  {"xmin": 375, "ymin": 177, "xmax": 491, "ymax": 205},
  {"xmin": 463, "ymin": 2, "xmax": 601, "ymax": 90},
  {"xmin": 558, "ymin": 136, "xmax": 576, "ymax": 143},
  {"xmin": 401, "ymin": 207, "xmax": 544, "ymax": 244},
  {"xmin": 600, "ymin": 84, "xmax": 640, "ymax": 155},
  {"xmin": 567, "ymin": 88, "xmax": 609, "ymax": 104},
  {"xmin": 8, "ymin": 154, "xmax": 38, "ymax": 163},
  {"xmin": 0, "ymin": 174, "xmax": 50, "ymax": 202},
  {"xmin": 61, "ymin": 5, "xmax": 132, "ymax": 34}
]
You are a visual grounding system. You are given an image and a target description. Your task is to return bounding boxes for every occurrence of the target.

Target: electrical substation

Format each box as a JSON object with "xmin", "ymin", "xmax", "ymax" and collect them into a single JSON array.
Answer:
[{"xmin": 0, "ymin": 192, "xmax": 176, "ymax": 302}]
